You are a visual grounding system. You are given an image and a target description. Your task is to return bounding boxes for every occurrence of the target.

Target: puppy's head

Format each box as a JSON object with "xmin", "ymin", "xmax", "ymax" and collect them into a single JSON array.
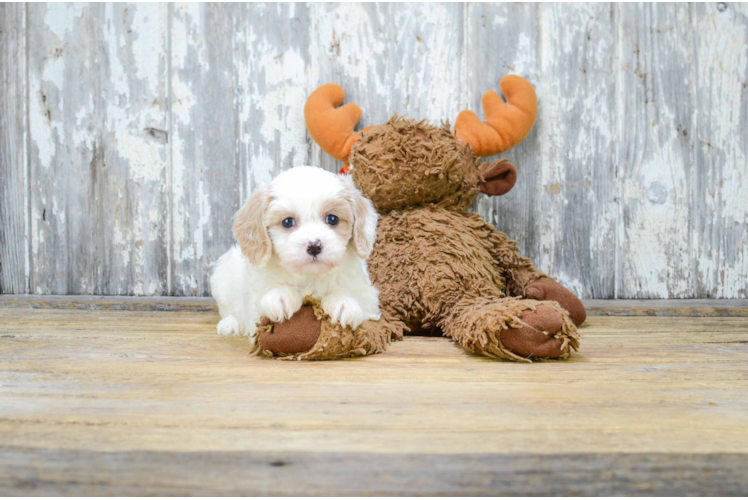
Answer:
[{"xmin": 233, "ymin": 166, "xmax": 377, "ymax": 276}]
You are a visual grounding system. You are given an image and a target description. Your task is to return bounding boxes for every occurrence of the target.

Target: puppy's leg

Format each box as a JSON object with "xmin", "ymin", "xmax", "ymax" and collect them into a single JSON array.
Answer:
[
  {"xmin": 321, "ymin": 294, "xmax": 365, "ymax": 330},
  {"xmin": 211, "ymin": 246, "xmax": 250, "ymax": 335},
  {"xmin": 260, "ymin": 285, "xmax": 303, "ymax": 322},
  {"xmin": 217, "ymin": 315, "xmax": 241, "ymax": 336}
]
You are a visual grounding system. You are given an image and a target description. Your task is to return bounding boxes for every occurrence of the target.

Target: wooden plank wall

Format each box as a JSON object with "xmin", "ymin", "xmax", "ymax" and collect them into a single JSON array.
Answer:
[{"xmin": 1, "ymin": 3, "xmax": 747, "ymax": 299}]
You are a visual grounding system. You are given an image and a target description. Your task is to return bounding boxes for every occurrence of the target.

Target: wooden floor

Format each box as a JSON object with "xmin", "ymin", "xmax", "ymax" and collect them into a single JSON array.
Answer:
[{"xmin": 1, "ymin": 300, "xmax": 748, "ymax": 495}]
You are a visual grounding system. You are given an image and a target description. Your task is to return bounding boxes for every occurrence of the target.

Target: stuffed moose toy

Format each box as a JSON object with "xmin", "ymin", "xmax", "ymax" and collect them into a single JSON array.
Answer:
[{"xmin": 253, "ymin": 75, "xmax": 586, "ymax": 362}]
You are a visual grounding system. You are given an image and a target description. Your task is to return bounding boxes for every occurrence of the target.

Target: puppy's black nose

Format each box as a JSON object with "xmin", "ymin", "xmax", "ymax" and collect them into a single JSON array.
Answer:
[{"xmin": 306, "ymin": 240, "xmax": 323, "ymax": 256}]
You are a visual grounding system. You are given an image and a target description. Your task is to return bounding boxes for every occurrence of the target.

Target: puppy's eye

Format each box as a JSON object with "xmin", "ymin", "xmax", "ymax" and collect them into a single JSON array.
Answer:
[
  {"xmin": 281, "ymin": 217, "xmax": 295, "ymax": 229},
  {"xmin": 326, "ymin": 214, "xmax": 339, "ymax": 226}
]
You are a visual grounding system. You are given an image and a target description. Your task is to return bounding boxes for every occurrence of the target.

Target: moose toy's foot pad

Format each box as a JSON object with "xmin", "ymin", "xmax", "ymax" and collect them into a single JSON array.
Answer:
[
  {"xmin": 254, "ymin": 297, "xmax": 405, "ymax": 361},
  {"xmin": 257, "ymin": 306, "xmax": 321, "ymax": 355},
  {"xmin": 443, "ymin": 296, "xmax": 580, "ymax": 362},
  {"xmin": 499, "ymin": 305, "xmax": 567, "ymax": 358}
]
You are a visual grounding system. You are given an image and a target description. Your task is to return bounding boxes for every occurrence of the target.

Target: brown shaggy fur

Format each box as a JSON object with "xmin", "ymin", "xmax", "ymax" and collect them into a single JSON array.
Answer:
[
  {"xmin": 352, "ymin": 116, "xmax": 583, "ymax": 361},
  {"xmin": 351, "ymin": 117, "xmax": 480, "ymax": 211},
  {"xmin": 369, "ymin": 207, "xmax": 545, "ymax": 330}
]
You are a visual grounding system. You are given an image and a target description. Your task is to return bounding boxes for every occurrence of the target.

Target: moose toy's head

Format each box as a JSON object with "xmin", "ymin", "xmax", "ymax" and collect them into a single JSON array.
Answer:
[{"xmin": 304, "ymin": 76, "xmax": 538, "ymax": 212}]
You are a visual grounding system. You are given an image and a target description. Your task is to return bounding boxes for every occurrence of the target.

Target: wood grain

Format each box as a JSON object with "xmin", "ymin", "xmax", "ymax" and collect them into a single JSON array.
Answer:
[
  {"xmin": 25, "ymin": 4, "xmax": 170, "ymax": 295},
  {"xmin": 170, "ymin": 3, "xmax": 245, "ymax": 296},
  {"xmin": 170, "ymin": 4, "xmax": 314, "ymax": 296},
  {"xmin": 617, "ymin": 4, "xmax": 695, "ymax": 298},
  {"xmin": 2, "ymin": 448, "xmax": 747, "ymax": 496},
  {"xmin": 1, "ymin": 307, "xmax": 747, "ymax": 494},
  {"xmin": 584, "ymin": 298, "xmax": 748, "ymax": 317},
  {"xmin": 27, "ymin": 3, "xmax": 98, "ymax": 294},
  {"xmin": 96, "ymin": 4, "xmax": 170, "ymax": 296},
  {"xmin": 1, "ymin": 3, "xmax": 747, "ymax": 299},
  {"xmin": 536, "ymin": 3, "xmax": 618, "ymax": 299},
  {"xmin": 693, "ymin": 3, "xmax": 748, "ymax": 298},
  {"xmin": 0, "ymin": 3, "xmax": 28, "ymax": 294}
]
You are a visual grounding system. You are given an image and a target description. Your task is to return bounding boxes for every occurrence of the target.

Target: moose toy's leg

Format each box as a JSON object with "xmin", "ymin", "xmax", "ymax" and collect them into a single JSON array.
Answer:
[
  {"xmin": 256, "ymin": 306, "xmax": 322, "ymax": 355},
  {"xmin": 255, "ymin": 298, "xmax": 404, "ymax": 360},
  {"xmin": 525, "ymin": 278, "xmax": 587, "ymax": 326},
  {"xmin": 489, "ymin": 231, "xmax": 586, "ymax": 327},
  {"xmin": 441, "ymin": 296, "xmax": 580, "ymax": 361}
]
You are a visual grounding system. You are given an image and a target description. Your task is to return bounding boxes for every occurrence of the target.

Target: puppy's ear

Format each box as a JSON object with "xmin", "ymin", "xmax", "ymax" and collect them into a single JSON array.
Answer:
[
  {"xmin": 342, "ymin": 176, "xmax": 378, "ymax": 259},
  {"xmin": 233, "ymin": 186, "xmax": 272, "ymax": 267}
]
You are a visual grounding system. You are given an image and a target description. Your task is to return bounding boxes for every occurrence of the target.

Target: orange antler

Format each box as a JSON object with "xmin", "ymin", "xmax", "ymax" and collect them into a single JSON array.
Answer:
[
  {"xmin": 304, "ymin": 83, "xmax": 362, "ymax": 162},
  {"xmin": 454, "ymin": 75, "xmax": 538, "ymax": 157}
]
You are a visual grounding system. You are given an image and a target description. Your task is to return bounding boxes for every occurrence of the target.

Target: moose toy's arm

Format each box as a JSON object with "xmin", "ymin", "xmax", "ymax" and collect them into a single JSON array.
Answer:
[
  {"xmin": 493, "ymin": 236, "xmax": 587, "ymax": 327},
  {"xmin": 494, "ymin": 238, "xmax": 546, "ymax": 298},
  {"xmin": 525, "ymin": 278, "xmax": 587, "ymax": 326}
]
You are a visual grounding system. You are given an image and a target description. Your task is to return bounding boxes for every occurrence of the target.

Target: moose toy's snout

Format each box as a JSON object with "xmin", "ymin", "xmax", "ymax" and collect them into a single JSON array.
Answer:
[{"xmin": 478, "ymin": 160, "xmax": 517, "ymax": 196}]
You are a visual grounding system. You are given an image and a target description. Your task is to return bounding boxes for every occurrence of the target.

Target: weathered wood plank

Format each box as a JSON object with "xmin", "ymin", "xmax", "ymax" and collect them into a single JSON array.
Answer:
[
  {"xmin": 27, "ymin": 3, "xmax": 98, "ymax": 294},
  {"xmin": 96, "ymin": 4, "xmax": 170, "ymax": 295},
  {"xmin": 170, "ymin": 3, "xmax": 314, "ymax": 296},
  {"xmin": 170, "ymin": 3, "xmax": 244, "ymax": 296},
  {"xmin": 467, "ymin": 4, "xmax": 543, "ymax": 268},
  {"xmin": 1, "ymin": 310, "xmax": 748, "ymax": 456},
  {"xmin": 239, "ymin": 3, "xmax": 314, "ymax": 185},
  {"xmin": 26, "ymin": 4, "xmax": 170, "ymax": 295},
  {"xmin": 0, "ymin": 3, "xmax": 28, "ymax": 294},
  {"xmin": 536, "ymin": 3, "xmax": 618, "ymax": 299},
  {"xmin": 617, "ymin": 4, "xmax": 696, "ymax": 298},
  {"xmin": 312, "ymin": 3, "xmax": 465, "ymax": 173},
  {"xmin": 2, "ymin": 448, "xmax": 747, "ymax": 496},
  {"xmin": 693, "ymin": 3, "xmax": 748, "ymax": 299}
]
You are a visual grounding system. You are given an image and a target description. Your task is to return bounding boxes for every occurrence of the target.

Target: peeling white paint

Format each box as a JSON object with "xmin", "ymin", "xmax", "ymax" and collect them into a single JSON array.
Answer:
[
  {"xmin": 113, "ymin": 220, "xmax": 130, "ymax": 267},
  {"xmin": 316, "ymin": 4, "xmax": 389, "ymax": 106},
  {"xmin": 29, "ymin": 54, "xmax": 65, "ymax": 170},
  {"xmin": 44, "ymin": 3, "xmax": 84, "ymax": 41},
  {"xmin": 117, "ymin": 130, "xmax": 165, "ymax": 182},
  {"xmin": 22, "ymin": 47, "xmax": 30, "ymax": 291},
  {"xmin": 131, "ymin": 4, "xmax": 167, "ymax": 90},
  {"xmin": 694, "ymin": 3, "xmax": 748, "ymax": 298},
  {"xmin": 8, "ymin": 3, "xmax": 747, "ymax": 298},
  {"xmin": 184, "ymin": 180, "xmax": 211, "ymax": 262},
  {"xmin": 537, "ymin": 3, "xmax": 617, "ymax": 296},
  {"xmin": 616, "ymin": 4, "xmax": 695, "ymax": 299}
]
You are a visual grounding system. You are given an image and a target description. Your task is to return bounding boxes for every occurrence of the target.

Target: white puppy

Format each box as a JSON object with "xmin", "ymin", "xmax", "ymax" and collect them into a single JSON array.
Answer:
[{"xmin": 210, "ymin": 166, "xmax": 381, "ymax": 341}]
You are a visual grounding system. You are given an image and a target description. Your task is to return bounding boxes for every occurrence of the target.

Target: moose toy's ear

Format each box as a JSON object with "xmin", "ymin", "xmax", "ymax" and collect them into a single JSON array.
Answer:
[{"xmin": 478, "ymin": 159, "xmax": 517, "ymax": 196}]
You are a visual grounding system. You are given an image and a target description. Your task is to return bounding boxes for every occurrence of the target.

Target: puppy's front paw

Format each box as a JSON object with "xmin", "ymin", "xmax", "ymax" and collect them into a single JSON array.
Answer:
[
  {"xmin": 261, "ymin": 286, "xmax": 303, "ymax": 322},
  {"xmin": 217, "ymin": 315, "xmax": 241, "ymax": 336},
  {"xmin": 322, "ymin": 295, "xmax": 365, "ymax": 330}
]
